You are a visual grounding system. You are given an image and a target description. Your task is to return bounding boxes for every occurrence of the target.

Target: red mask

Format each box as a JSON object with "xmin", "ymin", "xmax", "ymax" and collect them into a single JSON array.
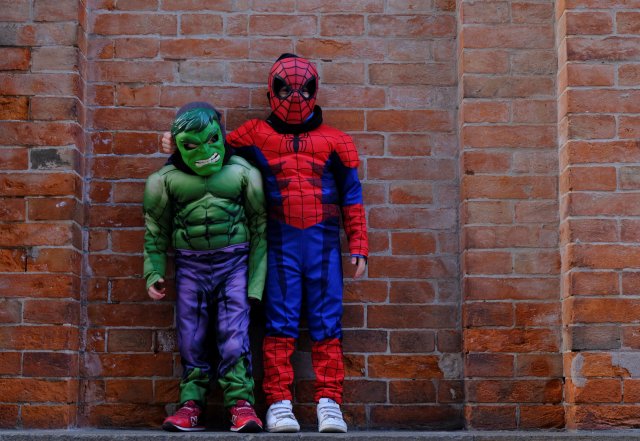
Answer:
[{"xmin": 268, "ymin": 54, "xmax": 318, "ymax": 124}]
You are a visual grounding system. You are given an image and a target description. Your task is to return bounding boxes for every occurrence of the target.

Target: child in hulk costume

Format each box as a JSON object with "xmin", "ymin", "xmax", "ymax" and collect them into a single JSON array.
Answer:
[
  {"xmin": 144, "ymin": 102, "xmax": 267, "ymax": 432},
  {"xmin": 162, "ymin": 54, "xmax": 368, "ymax": 433}
]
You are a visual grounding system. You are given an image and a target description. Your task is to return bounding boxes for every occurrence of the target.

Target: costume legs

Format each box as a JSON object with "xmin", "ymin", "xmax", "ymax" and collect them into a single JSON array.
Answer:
[
  {"xmin": 175, "ymin": 245, "xmax": 254, "ymax": 407},
  {"xmin": 262, "ymin": 220, "xmax": 345, "ymax": 405}
]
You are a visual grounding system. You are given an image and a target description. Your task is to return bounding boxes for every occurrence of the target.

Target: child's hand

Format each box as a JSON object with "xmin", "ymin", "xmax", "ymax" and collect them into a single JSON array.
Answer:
[
  {"xmin": 351, "ymin": 256, "xmax": 366, "ymax": 279},
  {"xmin": 161, "ymin": 131, "xmax": 176, "ymax": 154},
  {"xmin": 148, "ymin": 279, "xmax": 166, "ymax": 300}
]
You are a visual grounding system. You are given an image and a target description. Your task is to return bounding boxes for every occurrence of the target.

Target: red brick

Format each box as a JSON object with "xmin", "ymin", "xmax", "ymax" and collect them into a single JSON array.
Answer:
[
  {"xmin": 161, "ymin": 0, "xmax": 234, "ymax": 11},
  {"xmin": 465, "ymin": 302, "xmax": 514, "ymax": 327},
  {"xmin": 563, "ymin": 219, "xmax": 619, "ymax": 242},
  {"xmin": 28, "ymin": 197, "xmax": 77, "ymax": 221},
  {"xmin": 464, "ymin": 75, "xmax": 554, "ymax": 98},
  {"xmin": 343, "ymin": 280, "xmax": 388, "ymax": 303},
  {"xmin": 464, "ymin": 25, "xmax": 554, "ymax": 49},
  {"xmin": 370, "ymin": 255, "xmax": 456, "ymax": 279},
  {"xmin": 249, "ymin": 14, "xmax": 316, "ymax": 35},
  {"xmin": 370, "ymin": 63, "xmax": 455, "ymax": 86},
  {"xmin": 515, "ymin": 302, "xmax": 560, "ymax": 326},
  {"xmin": 464, "ymin": 175, "xmax": 558, "ymax": 199},
  {"xmin": 622, "ymin": 272, "xmax": 640, "ymax": 295},
  {"xmin": 619, "ymin": 64, "xmax": 640, "ymax": 86},
  {"xmin": 21, "ymin": 404, "xmax": 76, "ymax": 429},
  {"xmin": 23, "ymin": 353, "xmax": 78, "ymax": 377},
  {"xmin": 516, "ymin": 354, "xmax": 563, "ymax": 377},
  {"xmin": 466, "ymin": 405, "xmax": 516, "ymax": 429},
  {"xmin": 180, "ymin": 13, "xmax": 223, "ymax": 35},
  {"xmin": 512, "ymin": 2, "xmax": 554, "ymax": 23},
  {"xmin": 568, "ymin": 89, "xmax": 640, "ymax": 114},
  {"xmin": 617, "ymin": 11, "xmax": 640, "ymax": 34},
  {"xmin": 115, "ymin": 85, "xmax": 160, "ymax": 108},
  {"xmin": 105, "ymin": 379, "xmax": 153, "ymax": 403},
  {"xmin": 23, "ymin": 299, "xmax": 80, "ymax": 325},
  {"xmin": 390, "ymin": 331, "xmax": 435, "ymax": 353},
  {"xmin": 465, "ymin": 328, "xmax": 560, "ymax": 352},
  {"xmin": 368, "ymin": 305, "xmax": 457, "ymax": 329},
  {"xmin": 568, "ymin": 36, "xmax": 640, "ymax": 62},
  {"xmin": 463, "ymin": 101, "xmax": 510, "ymax": 123},
  {"xmin": 31, "ymin": 97, "xmax": 78, "ymax": 121},
  {"xmin": 93, "ymin": 13, "xmax": 176, "ymax": 35},
  {"xmin": 466, "ymin": 353, "xmax": 514, "ymax": 377},
  {"xmin": 569, "ymin": 244, "xmax": 640, "ymax": 270},
  {"xmin": 568, "ymin": 379, "xmax": 622, "ymax": 403},
  {"xmin": 88, "ymin": 253, "xmax": 143, "ymax": 279},
  {"xmin": 569, "ymin": 297, "xmax": 640, "ymax": 323},
  {"xmin": 389, "ymin": 380, "xmax": 436, "ymax": 404},
  {"xmin": 466, "ymin": 276, "xmax": 559, "ymax": 301},
  {"xmin": 0, "ymin": 249, "xmax": 25, "ymax": 273},
  {"xmin": 520, "ymin": 405, "xmax": 565, "ymax": 429},
  {"xmin": 389, "ymin": 281, "xmax": 435, "ymax": 303},
  {"xmin": 463, "ymin": 1, "xmax": 510, "ymax": 24},
  {"xmin": 464, "ymin": 125, "xmax": 556, "ymax": 148},
  {"xmin": 114, "ymin": 38, "xmax": 159, "ymax": 59},
  {"xmin": 467, "ymin": 379, "xmax": 563, "ymax": 403},
  {"xmin": 0, "ymin": 405, "xmax": 18, "ymax": 426},
  {"xmin": 0, "ymin": 47, "xmax": 30, "ymax": 70},
  {"xmin": 107, "ymin": 329, "xmax": 153, "ymax": 353},
  {"xmin": 1, "ymin": 0, "xmax": 29, "ymax": 20},
  {"xmin": 91, "ymin": 61, "xmax": 174, "ymax": 83},
  {"xmin": 566, "ymin": 11, "xmax": 613, "ymax": 35},
  {"xmin": 0, "ymin": 97, "xmax": 26, "ymax": 121},
  {"xmin": 368, "ymin": 355, "xmax": 443, "ymax": 379},
  {"xmin": 0, "ymin": 224, "xmax": 73, "ymax": 247},
  {"xmin": 0, "ymin": 326, "xmax": 78, "ymax": 351},
  {"xmin": 83, "ymin": 353, "xmax": 173, "ymax": 377},
  {"xmin": 369, "ymin": 15, "xmax": 455, "ymax": 37},
  {"xmin": 391, "ymin": 232, "xmax": 436, "ymax": 255},
  {"xmin": 463, "ymin": 50, "xmax": 509, "ymax": 74},
  {"xmin": 369, "ymin": 207, "xmax": 455, "ymax": 230},
  {"xmin": 88, "ymin": 303, "xmax": 173, "ymax": 328},
  {"xmin": 0, "ymin": 348, "xmax": 22, "ymax": 372},
  {"xmin": 567, "ymin": 63, "xmax": 615, "ymax": 86},
  {"xmin": 370, "ymin": 404, "xmax": 462, "ymax": 429},
  {"xmin": 367, "ymin": 110, "xmax": 453, "ymax": 132},
  {"xmin": 570, "ymin": 271, "xmax": 619, "ymax": 296},
  {"xmin": 0, "ymin": 274, "xmax": 76, "ymax": 299},
  {"xmin": 464, "ymin": 250, "xmax": 512, "ymax": 275},
  {"xmin": 160, "ymin": 38, "xmax": 249, "ymax": 59}
]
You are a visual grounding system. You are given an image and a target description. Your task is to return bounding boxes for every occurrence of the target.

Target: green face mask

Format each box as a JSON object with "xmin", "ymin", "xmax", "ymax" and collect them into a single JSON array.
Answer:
[{"xmin": 175, "ymin": 120, "xmax": 225, "ymax": 176}]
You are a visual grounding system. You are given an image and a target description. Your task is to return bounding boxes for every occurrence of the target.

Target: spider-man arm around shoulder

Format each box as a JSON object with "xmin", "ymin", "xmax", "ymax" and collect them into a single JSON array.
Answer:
[{"xmin": 333, "ymin": 133, "xmax": 369, "ymax": 260}]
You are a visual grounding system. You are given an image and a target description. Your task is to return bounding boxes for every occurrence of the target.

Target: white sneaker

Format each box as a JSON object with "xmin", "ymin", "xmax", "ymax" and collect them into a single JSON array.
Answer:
[
  {"xmin": 317, "ymin": 398, "xmax": 347, "ymax": 433},
  {"xmin": 265, "ymin": 400, "xmax": 300, "ymax": 433}
]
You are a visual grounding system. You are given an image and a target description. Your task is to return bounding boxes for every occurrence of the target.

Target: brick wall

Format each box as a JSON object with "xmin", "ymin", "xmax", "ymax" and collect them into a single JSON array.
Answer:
[
  {"xmin": 1, "ymin": 0, "xmax": 640, "ymax": 431},
  {"xmin": 558, "ymin": 0, "xmax": 640, "ymax": 429},
  {"xmin": 458, "ymin": 0, "xmax": 562, "ymax": 429},
  {"xmin": 0, "ymin": 0, "xmax": 83, "ymax": 428}
]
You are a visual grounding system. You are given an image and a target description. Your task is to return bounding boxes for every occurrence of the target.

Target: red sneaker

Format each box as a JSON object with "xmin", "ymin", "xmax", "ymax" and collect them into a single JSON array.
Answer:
[
  {"xmin": 229, "ymin": 400, "xmax": 263, "ymax": 432},
  {"xmin": 162, "ymin": 400, "xmax": 205, "ymax": 432}
]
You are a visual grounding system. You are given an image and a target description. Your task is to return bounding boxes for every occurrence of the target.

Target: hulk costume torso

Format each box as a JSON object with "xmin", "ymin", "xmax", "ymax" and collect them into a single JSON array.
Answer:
[{"xmin": 143, "ymin": 155, "xmax": 266, "ymax": 300}]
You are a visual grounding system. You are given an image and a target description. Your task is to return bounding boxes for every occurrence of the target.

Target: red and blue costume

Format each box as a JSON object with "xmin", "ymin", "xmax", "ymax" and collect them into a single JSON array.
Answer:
[{"xmin": 226, "ymin": 54, "xmax": 368, "ymax": 405}]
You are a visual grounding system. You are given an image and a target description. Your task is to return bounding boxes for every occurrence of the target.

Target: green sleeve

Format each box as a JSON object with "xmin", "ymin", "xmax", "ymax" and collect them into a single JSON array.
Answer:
[
  {"xmin": 143, "ymin": 171, "xmax": 173, "ymax": 290},
  {"xmin": 243, "ymin": 165, "xmax": 267, "ymax": 301}
]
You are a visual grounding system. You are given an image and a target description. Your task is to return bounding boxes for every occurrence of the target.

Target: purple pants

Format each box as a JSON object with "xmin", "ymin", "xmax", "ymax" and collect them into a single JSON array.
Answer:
[{"xmin": 174, "ymin": 244, "xmax": 251, "ymax": 378}]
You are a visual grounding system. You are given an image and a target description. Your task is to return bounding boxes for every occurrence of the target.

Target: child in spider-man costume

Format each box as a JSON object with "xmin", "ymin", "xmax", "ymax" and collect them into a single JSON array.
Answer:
[{"xmin": 162, "ymin": 54, "xmax": 368, "ymax": 433}]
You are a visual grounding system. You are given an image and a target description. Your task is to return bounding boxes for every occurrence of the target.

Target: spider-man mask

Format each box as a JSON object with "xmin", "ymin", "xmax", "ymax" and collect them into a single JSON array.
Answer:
[{"xmin": 268, "ymin": 54, "xmax": 318, "ymax": 125}]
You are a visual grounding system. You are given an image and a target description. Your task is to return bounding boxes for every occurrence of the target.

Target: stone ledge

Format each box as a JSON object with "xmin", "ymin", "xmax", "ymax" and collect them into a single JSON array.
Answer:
[{"xmin": 2, "ymin": 430, "xmax": 640, "ymax": 441}]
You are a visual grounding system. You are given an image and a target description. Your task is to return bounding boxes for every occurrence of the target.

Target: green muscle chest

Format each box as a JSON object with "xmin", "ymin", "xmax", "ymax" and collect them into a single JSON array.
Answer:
[{"xmin": 159, "ymin": 162, "xmax": 249, "ymax": 251}]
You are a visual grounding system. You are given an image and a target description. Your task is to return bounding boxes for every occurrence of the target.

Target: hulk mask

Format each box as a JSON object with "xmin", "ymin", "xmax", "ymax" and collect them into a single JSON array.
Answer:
[{"xmin": 171, "ymin": 106, "xmax": 225, "ymax": 176}]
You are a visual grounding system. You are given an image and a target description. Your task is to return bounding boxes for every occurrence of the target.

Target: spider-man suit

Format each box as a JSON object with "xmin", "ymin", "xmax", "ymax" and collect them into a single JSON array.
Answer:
[{"xmin": 226, "ymin": 54, "xmax": 368, "ymax": 406}]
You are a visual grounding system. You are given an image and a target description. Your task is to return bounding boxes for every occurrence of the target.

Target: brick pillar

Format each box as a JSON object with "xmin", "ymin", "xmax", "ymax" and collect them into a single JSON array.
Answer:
[
  {"xmin": 558, "ymin": 0, "xmax": 640, "ymax": 429},
  {"xmin": 0, "ymin": 0, "xmax": 82, "ymax": 428},
  {"xmin": 458, "ymin": 0, "xmax": 564, "ymax": 429}
]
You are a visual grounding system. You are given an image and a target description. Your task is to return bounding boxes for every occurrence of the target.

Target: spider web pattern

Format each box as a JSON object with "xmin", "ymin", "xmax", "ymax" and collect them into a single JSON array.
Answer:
[
  {"xmin": 229, "ymin": 119, "xmax": 368, "ymax": 255},
  {"xmin": 262, "ymin": 336, "xmax": 296, "ymax": 404},
  {"xmin": 312, "ymin": 338, "xmax": 344, "ymax": 404},
  {"xmin": 268, "ymin": 56, "xmax": 318, "ymax": 124}
]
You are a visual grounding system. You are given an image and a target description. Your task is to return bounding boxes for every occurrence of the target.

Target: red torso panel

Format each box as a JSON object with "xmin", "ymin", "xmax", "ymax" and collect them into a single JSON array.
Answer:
[{"xmin": 228, "ymin": 119, "xmax": 357, "ymax": 230}]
